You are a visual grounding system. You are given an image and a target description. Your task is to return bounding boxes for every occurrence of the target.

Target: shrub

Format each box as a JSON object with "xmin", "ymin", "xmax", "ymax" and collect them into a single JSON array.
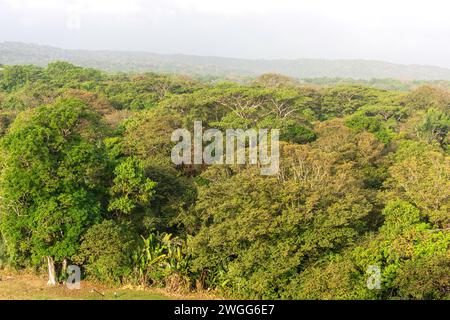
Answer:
[
  {"xmin": 75, "ymin": 220, "xmax": 134, "ymax": 285},
  {"xmin": 0, "ymin": 235, "xmax": 8, "ymax": 269}
]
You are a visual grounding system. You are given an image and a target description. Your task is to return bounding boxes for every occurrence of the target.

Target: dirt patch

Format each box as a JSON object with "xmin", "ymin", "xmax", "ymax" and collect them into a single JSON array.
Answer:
[
  {"xmin": 0, "ymin": 271, "xmax": 109, "ymax": 300},
  {"xmin": 0, "ymin": 271, "xmax": 218, "ymax": 300}
]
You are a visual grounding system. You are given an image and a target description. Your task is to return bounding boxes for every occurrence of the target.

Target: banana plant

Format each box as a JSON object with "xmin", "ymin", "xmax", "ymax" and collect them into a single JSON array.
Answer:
[
  {"xmin": 132, "ymin": 232, "xmax": 191, "ymax": 286},
  {"xmin": 132, "ymin": 232, "xmax": 167, "ymax": 286}
]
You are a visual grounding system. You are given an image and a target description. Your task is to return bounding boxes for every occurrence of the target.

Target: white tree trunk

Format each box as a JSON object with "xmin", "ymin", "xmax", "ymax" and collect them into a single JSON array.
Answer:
[
  {"xmin": 47, "ymin": 256, "xmax": 57, "ymax": 286},
  {"xmin": 62, "ymin": 258, "xmax": 68, "ymax": 275}
]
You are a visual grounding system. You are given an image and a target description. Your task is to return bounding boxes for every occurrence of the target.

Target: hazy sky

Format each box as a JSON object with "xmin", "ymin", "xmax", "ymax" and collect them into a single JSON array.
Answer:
[{"xmin": 1, "ymin": 0, "xmax": 449, "ymax": 68}]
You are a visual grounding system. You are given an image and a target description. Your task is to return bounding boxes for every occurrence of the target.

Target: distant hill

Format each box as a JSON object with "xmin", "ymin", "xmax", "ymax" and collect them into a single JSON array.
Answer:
[{"xmin": 2, "ymin": 42, "xmax": 450, "ymax": 80}]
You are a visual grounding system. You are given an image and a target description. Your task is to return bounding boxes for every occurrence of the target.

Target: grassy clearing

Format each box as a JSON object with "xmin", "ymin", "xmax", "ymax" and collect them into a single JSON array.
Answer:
[{"xmin": 0, "ymin": 271, "xmax": 215, "ymax": 300}]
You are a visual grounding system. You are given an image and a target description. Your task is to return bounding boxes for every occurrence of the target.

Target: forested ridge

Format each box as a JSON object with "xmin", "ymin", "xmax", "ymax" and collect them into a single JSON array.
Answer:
[
  {"xmin": 0, "ymin": 62, "xmax": 448, "ymax": 299},
  {"xmin": 3, "ymin": 42, "xmax": 450, "ymax": 81}
]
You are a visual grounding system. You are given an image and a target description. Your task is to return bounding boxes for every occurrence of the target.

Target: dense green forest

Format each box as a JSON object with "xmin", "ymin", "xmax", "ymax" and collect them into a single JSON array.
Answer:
[{"xmin": 0, "ymin": 62, "xmax": 448, "ymax": 299}]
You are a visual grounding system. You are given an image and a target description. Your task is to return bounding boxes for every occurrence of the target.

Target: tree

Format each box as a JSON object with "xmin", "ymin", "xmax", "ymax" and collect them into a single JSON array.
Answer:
[
  {"xmin": 292, "ymin": 199, "xmax": 449, "ymax": 300},
  {"xmin": 0, "ymin": 98, "xmax": 108, "ymax": 284},
  {"xmin": 416, "ymin": 108, "xmax": 450, "ymax": 148},
  {"xmin": 108, "ymin": 156, "xmax": 157, "ymax": 228},
  {"xmin": 346, "ymin": 113, "xmax": 394, "ymax": 144},
  {"xmin": 404, "ymin": 85, "xmax": 450, "ymax": 111},
  {"xmin": 121, "ymin": 111, "xmax": 184, "ymax": 168},
  {"xmin": 253, "ymin": 73, "xmax": 297, "ymax": 88},
  {"xmin": 0, "ymin": 65, "xmax": 44, "ymax": 92},
  {"xmin": 189, "ymin": 138, "xmax": 374, "ymax": 298},
  {"xmin": 1, "ymin": 62, "xmax": 449, "ymax": 299},
  {"xmin": 385, "ymin": 141, "xmax": 450, "ymax": 228},
  {"xmin": 45, "ymin": 61, "xmax": 104, "ymax": 89},
  {"xmin": 319, "ymin": 85, "xmax": 390, "ymax": 119}
]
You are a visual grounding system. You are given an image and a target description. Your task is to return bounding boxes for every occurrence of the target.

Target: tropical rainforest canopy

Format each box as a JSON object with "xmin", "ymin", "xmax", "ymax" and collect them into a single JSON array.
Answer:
[{"xmin": 0, "ymin": 62, "xmax": 448, "ymax": 299}]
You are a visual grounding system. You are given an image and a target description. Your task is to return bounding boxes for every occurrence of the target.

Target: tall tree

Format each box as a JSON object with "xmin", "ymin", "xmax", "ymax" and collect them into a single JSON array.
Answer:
[{"xmin": 0, "ymin": 98, "xmax": 108, "ymax": 284}]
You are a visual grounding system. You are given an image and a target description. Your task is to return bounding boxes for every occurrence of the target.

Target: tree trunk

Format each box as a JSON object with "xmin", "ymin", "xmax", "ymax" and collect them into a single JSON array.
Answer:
[
  {"xmin": 47, "ymin": 256, "xmax": 57, "ymax": 286},
  {"xmin": 62, "ymin": 258, "xmax": 68, "ymax": 275}
]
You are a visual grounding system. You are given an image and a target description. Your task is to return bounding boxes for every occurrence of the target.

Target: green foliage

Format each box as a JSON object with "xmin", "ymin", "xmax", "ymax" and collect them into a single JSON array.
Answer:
[
  {"xmin": 416, "ymin": 108, "xmax": 450, "ymax": 148},
  {"xmin": 0, "ymin": 63, "xmax": 448, "ymax": 299},
  {"xmin": 320, "ymin": 86, "xmax": 392, "ymax": 119},
  {"xmin": 144, "ymin": 166, "xmax": 197, "ymax": 232},
  {"xmin": 258, "ymin": 117, "xmax": 316, "ymax": 144},
  {"xmin": 344, "ymin": 104, "xmax": 402, "ymax": 144},
  {"xmin": 385, "ymin": 141, "xmax": 450, "ymax": 228},
  {"xmin": 121, "ymin": 111, "xmax": 184, "ymax": 168},
  {"xmin": 0, "ymin": 112, "xmax": 13, "ymax": 136},
  {"xmin": 280, "ymin": 122, "xmax": 316, "ymax": 144},
  {"xmin": 0, "ymin": 235, "xmax": 7, "ymax": 269},
  {"xmin": 75, "ymin": 220, "xmax": 134, "ymax": 285},
  {"xmin": 45, "ymin": 61, "xmax": 104, "ymax": 89},
  {"xmin": 189, "ymin": 153, "xmax": 373, "ymax": 298},
  {"xmin": 0, "ymin": 98, "xmax": 108, "ymax": 267},
  {"xmin": 108, "ymin": 157, "xmax": 157, "ymax": 216},
  {"xmin": 0, "ymin": 65, "xmax": 43, "ymax": 92},
  {"xmin": 394, "ymin": 252, "xmax": 450, "ymax": 299},
  {"xmin": 253, "ymin": 73, "xmax": 298, "ymax": 88},
  {"xmin": 404, "ymin": 85, "xmax": 450, "ymax": 111},
  {"xmin": 132, "ymin": 232, "xmax": 191, "ymax": 291}
]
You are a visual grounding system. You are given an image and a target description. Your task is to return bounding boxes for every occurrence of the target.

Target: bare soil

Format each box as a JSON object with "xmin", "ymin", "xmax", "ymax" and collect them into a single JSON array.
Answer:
[{"xmin": 0, "ymin": 271, "xmax": 216, "ymax": 300}]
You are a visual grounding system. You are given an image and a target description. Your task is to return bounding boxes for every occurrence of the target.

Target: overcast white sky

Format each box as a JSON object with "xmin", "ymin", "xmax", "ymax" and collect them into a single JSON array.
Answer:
[{"xmin": 0, "ymin": 0, "xmax": 449, "ymax": 67}]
